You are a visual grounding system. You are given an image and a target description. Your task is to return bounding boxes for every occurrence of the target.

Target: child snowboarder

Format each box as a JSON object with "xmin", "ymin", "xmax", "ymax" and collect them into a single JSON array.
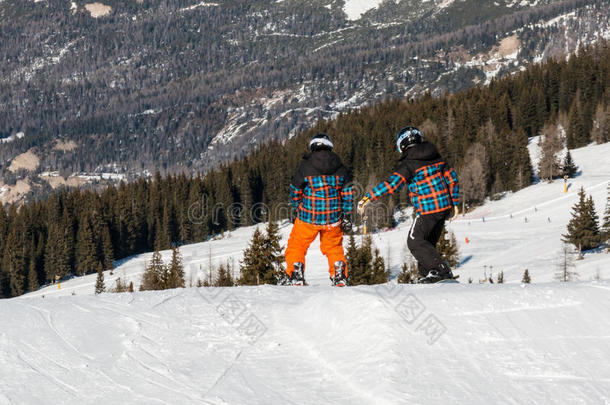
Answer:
[
  {"xmin": 285, "ymin": 133, "xmax": 353, "ymax": 286},
  {"xmin": 358, "ymin": 126, "xmax": 459, "ymax": 283}
]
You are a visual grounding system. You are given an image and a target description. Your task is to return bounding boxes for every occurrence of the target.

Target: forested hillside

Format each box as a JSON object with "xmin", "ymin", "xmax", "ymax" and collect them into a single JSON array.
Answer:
[
  {"xmin": 1, "ymin": 40, "xmax": 608, "ymax": 298},
  {"xmin": 1, "ymin": 0, "xmax": 609, "ymax": 194}
]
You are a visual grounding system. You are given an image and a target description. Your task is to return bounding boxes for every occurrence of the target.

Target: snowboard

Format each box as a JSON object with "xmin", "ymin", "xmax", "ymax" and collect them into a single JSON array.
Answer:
[
  {"xmin": 436, "ymin": 275, "xmax": 460, "ymax": 284},
  {"xmin": 436, "ymin": 278, "xmax": 460, "ymax": 284}
]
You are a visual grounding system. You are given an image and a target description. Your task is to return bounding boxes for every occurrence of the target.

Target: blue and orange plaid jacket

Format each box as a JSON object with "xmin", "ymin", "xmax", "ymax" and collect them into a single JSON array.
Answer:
[
  {"xmin": 290, "ymin": 150, "xmax": 353, "ymax": 226},
  {"xmin": 366, "ymin": 142, "xmax": 459, "ymax": 216}
]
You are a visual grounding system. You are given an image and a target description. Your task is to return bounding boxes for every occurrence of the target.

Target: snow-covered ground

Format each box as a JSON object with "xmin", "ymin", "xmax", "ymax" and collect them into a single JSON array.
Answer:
[
  {"xmin": 3, "ymin": 282, "xmax": 610, "ymax": 403},
  {"xmin": 2, "ymin": 141, "xmax": 610, "ymax": 403}
]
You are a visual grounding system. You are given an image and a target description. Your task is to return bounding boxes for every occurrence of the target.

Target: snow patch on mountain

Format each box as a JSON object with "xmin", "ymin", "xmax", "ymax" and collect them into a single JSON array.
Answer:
[
  {"xmin": 506, "ymin": 0, "xmax": 540, "ymax": 7},
  {"xmin": 0, "ymin": 131, "xmax": 25, "ymax": 144},
  {"xmin": 180, "ymin": 1, "xmax": 219, "ymax": 12},
  {"xmin": 543, "ymin": 10, "xmax": 576, "ymax": 27},
  {"xmin": 437, "ymin": 0, "xmax": 455, "ymax": 10},
  {"xmin": 84, "ymin": 2, "xmax": 111, "ymax": 18},
  {"xmin": 10, "ymin": 40, "xmax": 80, "ymax": 82},
  {"xmin": 343, "ymin": 0, "xmax": 386, "ymax": 21}
]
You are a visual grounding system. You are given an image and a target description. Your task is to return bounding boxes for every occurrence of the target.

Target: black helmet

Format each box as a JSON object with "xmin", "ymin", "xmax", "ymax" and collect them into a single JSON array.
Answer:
[
  {"xmin": 396, "ymin": 126, "xmax": 423, "ymax": 153},
  {"xmin": 310, "ymin": 133, "xmax": 334, "ymax": 152}
]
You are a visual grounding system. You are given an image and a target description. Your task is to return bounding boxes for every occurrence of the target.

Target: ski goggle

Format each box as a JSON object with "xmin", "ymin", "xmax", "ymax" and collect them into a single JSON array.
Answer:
[{"xmin": 309, "ymin": 136, "xmax": 334, "ymax": 150}]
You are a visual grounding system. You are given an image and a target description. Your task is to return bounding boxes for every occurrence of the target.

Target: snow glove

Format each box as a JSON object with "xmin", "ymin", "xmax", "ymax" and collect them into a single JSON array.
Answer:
[
  {"xmin": 340, "ymin": 214, "xmax": 352, "ymax": 234},
  {"xmin": 449, "ymin": 205, "xmax": 459, "ymax": 222},
  {"xmin": 357, "ymin": 196, "xmax": 370, "ymax": 216}
]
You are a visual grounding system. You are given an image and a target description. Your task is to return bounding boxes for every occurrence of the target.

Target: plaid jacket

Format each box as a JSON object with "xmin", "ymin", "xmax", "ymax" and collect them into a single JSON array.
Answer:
[
  {"xmin": 366, "ymin": 142, "xmax": 459, "ymax": 216},
  {"xmin": 291, "ymin": 150, "xmax": 353, "ymax": 225}
]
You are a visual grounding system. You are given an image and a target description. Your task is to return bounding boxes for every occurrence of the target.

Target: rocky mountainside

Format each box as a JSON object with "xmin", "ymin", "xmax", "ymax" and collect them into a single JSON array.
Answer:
[{"xmin": 0, "ymin": 0, "xmax": 609, "ymax": 202}]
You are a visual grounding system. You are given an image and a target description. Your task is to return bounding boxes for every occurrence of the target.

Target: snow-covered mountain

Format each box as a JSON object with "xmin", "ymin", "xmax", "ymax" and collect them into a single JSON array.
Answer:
[
  {"xmin": 2, "ymin": 141, "xmax": 610, "ymax": 403},
  {"xmin": 2, "ymin": 0, "xmax": 609, "ymax": 185}
]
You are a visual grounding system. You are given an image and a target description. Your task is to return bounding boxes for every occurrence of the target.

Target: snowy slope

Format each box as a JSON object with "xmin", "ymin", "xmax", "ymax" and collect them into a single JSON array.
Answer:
[
  {"xmin": 24, "ymin": 141, "xmax": 610, "ymax": 298},
  {"xmin": 3, "ymin": 282, "xmax": 610, "ymax": 403},
  {"xmin": 2, "ymin": 142, "xmax": 610, "ymax": 403}
]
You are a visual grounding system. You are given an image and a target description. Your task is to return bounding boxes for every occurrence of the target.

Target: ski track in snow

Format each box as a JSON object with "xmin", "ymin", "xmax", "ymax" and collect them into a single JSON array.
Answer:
[
  {"xmin": 1, "ymin": 142, "xmax": 610, "ymax": 403},
  {"xmin": 3, "ymin": 283, "xmax": 610, "ymax": 403}
]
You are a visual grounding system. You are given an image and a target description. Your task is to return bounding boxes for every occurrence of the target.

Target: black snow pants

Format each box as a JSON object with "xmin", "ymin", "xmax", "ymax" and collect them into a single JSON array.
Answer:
[{"xmin": 406, "ymin": 210, "xmax": 452, "ymax": 277}]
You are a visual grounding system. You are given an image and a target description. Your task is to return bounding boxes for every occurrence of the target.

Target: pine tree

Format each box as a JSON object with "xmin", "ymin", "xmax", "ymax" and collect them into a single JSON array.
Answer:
[
  {"xmin": 371, "ymin": 248, "xmax": 390, "ymax": 285},
  {"xmin": 567, "ymin": 99, "xmax": 588, "ymax": 148},
  {"xmin": 556, "ymin": 244, "xmax": 578, "ymax": 282},
  {"xmin": 506, "ymin": 128, "xmax": 534, "ymax": 191},
  {"xmin": 521, "ymin": 269, "xmax": 531, "ymax": 284},
  {"xmin": 153, "ymin": 217, "xmax": 170, "ymax": 252},
  {"xmin": 397, "ymin": 262, "xmax": 418, "ymax": 284},
  {"xmin": 44, "ymin": 222, "xmax": 72, "ymax": 282},
  {"xmin": 238, "ymin": 228, "xmax": 267, "ymax": 285},
  {"xmin": 140, "ymin": 251, "xmax": 165, "ymax": 291},
  {"xmin": 563, "ymin": 188, "xmax": 601, "ymax": 256},
  {"xmin": 347, "ymin": 235, "xmax": 373, "ymax": 286},
  {"xmin": 214, "ymin": 263, "xmax": 234, "ymax": 287},
  {"xmin": 346, "ymin": 233, "xmax": 358, "ymax": 271},
  {"xmin": 562, "ymin": 150, "xmax": 578, "ymax": 178},
  {"xmin": 261, "ymin": 220, "xmax": 285, "ymax": 284},
  {"xmin": 75, "ymin": 217, "xmax": 98, "ymax": 276},
  {"xmin": 167, "ymin": 246, "xmax": 185, "ymax": 289},
  {"xmin": 27, "ymin": 260, "xmax": 39, "ymax": 292},
  {"xmin": 238, "ymin": 222, "xmax": 285, "ymax": 285},
  {"xmin": 347, "ymin": 236, "xmax": 389, "ymax": 286},
  {"xmin": 95, "ymin": 263, "xmax": 105, "ymax": 294},
  {"xmin": 438, "ymin": 227, "xmax": 460, "ymax": 267},
  {"xmin": 602, "ymin": 183, "xmax": 610, "ymax": 251},
  {"xmin": 100, "ymin": 224, "xmax": 114, "ymax": 271},
  {"xmin": 3, "ymin": 228, "xmax": 25, "ymax": 297}
]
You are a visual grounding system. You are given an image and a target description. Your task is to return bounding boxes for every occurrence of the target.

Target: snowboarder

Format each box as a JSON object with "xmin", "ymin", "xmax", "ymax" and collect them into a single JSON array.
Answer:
[
  {"xmin": 285, "ymin": 133, "xmax": 353, "ymax": 286},
  {"xmin": 358, "ymin": 126, "xmax": 460, "ymax": 283}
]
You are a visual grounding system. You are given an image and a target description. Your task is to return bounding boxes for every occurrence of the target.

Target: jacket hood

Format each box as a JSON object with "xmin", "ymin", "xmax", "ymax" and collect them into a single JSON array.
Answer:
[
  {"xmin": 404, "ymin": 141, "xmax": 441, "ymax": 161},
  {"xmin": 306, "ymin": 150, "xmax": 342, "ymax": 175}
]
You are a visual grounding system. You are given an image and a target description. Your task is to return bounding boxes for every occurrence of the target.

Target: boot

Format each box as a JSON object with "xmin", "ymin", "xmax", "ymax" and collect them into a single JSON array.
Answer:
[
  {"xmin": 418, "ymin": 269, "xmax": 455, "ymax": 284},
  {"xmin": 332, "ymin": 261, "xmax": 348, "ymax": 287},
  {"xmin": 290, "ymin": 262, "xmax": 305, "ymax": 286}
]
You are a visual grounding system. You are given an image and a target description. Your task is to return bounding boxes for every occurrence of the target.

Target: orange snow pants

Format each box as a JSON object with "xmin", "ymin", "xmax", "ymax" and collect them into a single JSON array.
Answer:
[{"xmin": 285, "ymin": 218, "xmax": 347, "ymax": 278}]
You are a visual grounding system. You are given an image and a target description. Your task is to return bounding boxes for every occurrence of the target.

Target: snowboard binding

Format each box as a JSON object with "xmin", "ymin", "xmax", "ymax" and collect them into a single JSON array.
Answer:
[
  {"xmin": 290, "ymin": 262, "xmax": 306, "ymax": 286},
  {"xmin": 332, "ymin": 261, "xmax": 348, "ymax": 287},
  {"xmin": 418, "ymin": 269, "xmax": 457, "ymax": 284}
]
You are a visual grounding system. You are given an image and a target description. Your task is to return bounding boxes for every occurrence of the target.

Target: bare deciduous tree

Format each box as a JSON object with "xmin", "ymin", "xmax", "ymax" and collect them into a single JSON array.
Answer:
[
  {"xmin": 538, "ymin": 123, "xmax": 564, "ymax": 181},
  {"xmin": 458, "ymin": 142, "xmax": 488, "ymax": 212},
  {"xmin": 591, "ymin": 103, "xmax": 610, "ymax": 144}
]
